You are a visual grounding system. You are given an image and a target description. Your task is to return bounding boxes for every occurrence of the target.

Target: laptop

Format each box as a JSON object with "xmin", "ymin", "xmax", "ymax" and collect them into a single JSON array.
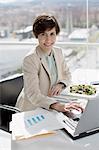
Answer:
[{"xmin": 56, "ymin": 97, "xmax": 99, "ymax": 139}]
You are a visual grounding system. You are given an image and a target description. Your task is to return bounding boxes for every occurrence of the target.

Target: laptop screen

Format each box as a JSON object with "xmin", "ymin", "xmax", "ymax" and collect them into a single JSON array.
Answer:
[{"xmin": 74, "ymin": 98, "xmax": 99, "ymax": 135}]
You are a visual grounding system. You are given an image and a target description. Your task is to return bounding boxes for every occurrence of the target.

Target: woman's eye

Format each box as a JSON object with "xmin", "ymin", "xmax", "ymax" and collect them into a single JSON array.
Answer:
[
  {"xmin": 50, "ymin": 32, "xmax": 55, "ymax": 36},
  {"xmin": 41, "ymin": 33, "xmax": 45, "ymax": 36}
]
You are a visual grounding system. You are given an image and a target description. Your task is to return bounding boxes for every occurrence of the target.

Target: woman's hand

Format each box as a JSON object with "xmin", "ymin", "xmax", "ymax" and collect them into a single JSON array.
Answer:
[
  {"xmin": 50, "ymin": 102, "xmax": 83, "ymax": 113},
  {"xmin": 48, "ymin": 83, "xmax": 64, "ymax": 97}
]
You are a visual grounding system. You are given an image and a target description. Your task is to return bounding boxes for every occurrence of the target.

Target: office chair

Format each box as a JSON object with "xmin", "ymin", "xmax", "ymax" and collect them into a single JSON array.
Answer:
[{"xmin": 0, "ymin": 74, "xmax": 23, "ymax": 132}]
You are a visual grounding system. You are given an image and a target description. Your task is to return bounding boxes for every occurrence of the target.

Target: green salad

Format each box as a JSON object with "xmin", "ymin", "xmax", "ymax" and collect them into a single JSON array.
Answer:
[{"xmin": 70, "ymin": 84, "xmax": 96, "ymax": 95}]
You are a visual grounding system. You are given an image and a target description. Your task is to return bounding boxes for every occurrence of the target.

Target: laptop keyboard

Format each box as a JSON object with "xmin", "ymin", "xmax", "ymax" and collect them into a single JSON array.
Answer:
[
  {"xmin": 56, "ymin": 97, "xmax": 88, "ymax": 131},
  {"xmin": 62, "ymin": 100, "xmax": 88, "ymax": 131},
  {"xmin": 63, "ymin": 117, "xmax": 78, "ymax": 130},
  {"xmin": 54, "ymin": 95, "xmax": 88, "ymax": 108}
]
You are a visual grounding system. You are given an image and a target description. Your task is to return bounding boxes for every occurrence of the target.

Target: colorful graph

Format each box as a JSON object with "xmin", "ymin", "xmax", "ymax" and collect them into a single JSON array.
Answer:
[{"xmin": 25, "ymin": 114, "xmax": 45, "ymax": 127}]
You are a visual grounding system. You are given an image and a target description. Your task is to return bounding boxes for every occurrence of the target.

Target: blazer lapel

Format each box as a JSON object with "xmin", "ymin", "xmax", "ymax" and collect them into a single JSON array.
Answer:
[
  {"xmin": 36, "ymin": 46, "xmax": 52, "ymax": 82},
  {"xmin": 53, "ymin": 49, "xmax": 60, "ymax": 81},
  {"xmin": 41, "ymin": 57, "xmax": 52, "ymax": 80}
]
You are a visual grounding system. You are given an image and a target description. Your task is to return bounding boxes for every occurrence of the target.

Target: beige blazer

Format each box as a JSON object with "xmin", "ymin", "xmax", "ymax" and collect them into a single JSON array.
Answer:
[{"xmin": 16, "ymin": 46, "xmax": 71, "ymax": 111}]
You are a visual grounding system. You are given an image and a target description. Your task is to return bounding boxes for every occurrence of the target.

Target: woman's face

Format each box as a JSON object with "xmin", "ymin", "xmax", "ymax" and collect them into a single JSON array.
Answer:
[{"xmin": 38, "ymin": 27, "xmax": 57, "ymax": 54}]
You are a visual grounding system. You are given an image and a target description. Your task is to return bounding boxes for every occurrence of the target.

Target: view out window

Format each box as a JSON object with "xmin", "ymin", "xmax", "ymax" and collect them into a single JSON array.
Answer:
[{"xmin": 0, "ymin": 0, "xmax": 99, "ymax": 79}]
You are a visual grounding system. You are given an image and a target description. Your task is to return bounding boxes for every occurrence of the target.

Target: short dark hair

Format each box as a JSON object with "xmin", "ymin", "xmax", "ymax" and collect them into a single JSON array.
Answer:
[{"xmin": 33, "ymin": 15, "xmax": 60, "ymax": 38}]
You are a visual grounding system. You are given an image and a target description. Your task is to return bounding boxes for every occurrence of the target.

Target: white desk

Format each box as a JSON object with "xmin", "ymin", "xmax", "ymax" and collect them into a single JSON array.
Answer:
[
  {"xmin": 0, "ymin": 129, "xmax": 11, "ymax": 150},
  {"xmin": 0, "ymin": 129, "xmax": 98, "ymax": 150},
  {"xmin": 11, "ymin": 130, "xmax": 99, "ymax": 150},
  {"xmin": 11, "ymin": 69, "xmax": 99, "ymax": 150}
]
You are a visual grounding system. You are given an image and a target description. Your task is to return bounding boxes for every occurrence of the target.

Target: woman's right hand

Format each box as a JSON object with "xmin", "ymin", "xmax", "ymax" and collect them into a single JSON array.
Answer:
[{"xmin": 50, "ymin": 102, "xmax": 83, "ymax": 113}]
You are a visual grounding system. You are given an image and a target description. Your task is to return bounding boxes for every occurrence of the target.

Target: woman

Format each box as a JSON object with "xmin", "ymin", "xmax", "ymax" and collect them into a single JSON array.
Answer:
[{"xmin": 16, "ymin": 14, "xmax": 82, "ymax": 113}]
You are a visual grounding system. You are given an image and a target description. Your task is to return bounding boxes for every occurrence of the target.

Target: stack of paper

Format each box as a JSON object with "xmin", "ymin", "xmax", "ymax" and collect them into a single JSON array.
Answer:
[{"xmin": 10, "ymin": 108, "xmax": 63, "ymax": 140}]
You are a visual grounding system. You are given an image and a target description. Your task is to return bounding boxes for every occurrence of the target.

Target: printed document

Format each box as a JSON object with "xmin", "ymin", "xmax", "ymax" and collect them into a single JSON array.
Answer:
[{"xmin": 10, "ymin": 108, "xmax": 63, "ymax": 140}]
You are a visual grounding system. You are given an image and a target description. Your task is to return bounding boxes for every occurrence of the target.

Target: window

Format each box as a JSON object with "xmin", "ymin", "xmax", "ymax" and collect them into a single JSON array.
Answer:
[{"xmin": 0, "ymin": 0, "xmax": 99, "ymax": 79}]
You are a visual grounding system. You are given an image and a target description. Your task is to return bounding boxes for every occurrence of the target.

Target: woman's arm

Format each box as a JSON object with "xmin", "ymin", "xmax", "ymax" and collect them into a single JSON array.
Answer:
[{"xmin": 48, "ymin": 48, "xmax": 72, "ymax": 97}]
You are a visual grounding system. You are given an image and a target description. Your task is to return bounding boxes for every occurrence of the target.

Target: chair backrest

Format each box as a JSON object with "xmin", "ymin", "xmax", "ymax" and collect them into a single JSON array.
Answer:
[
  {"xmin": 0, "ymin": 74, "xmax": 23, "ymax": 132},
  {"xmin": 0, "ymin": 74, "xmax": 23, "ymax": 106}
]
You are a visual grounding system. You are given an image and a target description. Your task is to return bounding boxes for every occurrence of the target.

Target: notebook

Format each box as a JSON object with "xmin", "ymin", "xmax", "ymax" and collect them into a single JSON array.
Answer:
[{"xmin": 57, "ymin": 98, "xmax": 99, "ymax": 139}]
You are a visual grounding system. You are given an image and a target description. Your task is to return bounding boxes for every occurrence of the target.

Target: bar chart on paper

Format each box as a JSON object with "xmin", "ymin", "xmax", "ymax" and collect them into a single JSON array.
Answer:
[
  {"xmin": 11, "ymin": 108, "xmax": 63, "ymax": 140},
  {"xmin": 25, "ymin": 114, "xmax": 45, "ymax": 128}
]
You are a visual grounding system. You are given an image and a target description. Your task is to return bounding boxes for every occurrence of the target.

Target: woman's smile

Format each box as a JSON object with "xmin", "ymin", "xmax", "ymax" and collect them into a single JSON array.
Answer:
[{"xmin": 38, "ymin": 27, "xmax": 56, "ymax": 52}]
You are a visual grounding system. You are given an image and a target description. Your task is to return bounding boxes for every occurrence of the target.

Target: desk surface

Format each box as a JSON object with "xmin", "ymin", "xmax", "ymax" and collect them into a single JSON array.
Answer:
[
  {"xmin": 11, "ymin": 69, "xmax": 99, "ymax": 150},
  {"xmin": 11, "ymin": 130, "xmax": 99, "ymax": 150},
  {"xmin": 0, "ymin": 129, "xmax": 11, "ymax": 150},
  {"xmin": 0, "ymin": 129, "xmax": 99, "ymax": 150}
]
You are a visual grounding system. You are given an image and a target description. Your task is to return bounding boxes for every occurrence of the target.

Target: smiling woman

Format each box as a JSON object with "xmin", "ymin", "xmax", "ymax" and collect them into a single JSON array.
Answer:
[
  {"xmin": 0, "ymin": 0, "xmax": 99, "ymax": 112},
  {"xmin": 15, "ymin": 14, "xmax": 83, "ymax": 114},
  {"xmin": 33, "ymin": 16, "xmax": 59, "ymax": 54},
  {"xmin": 37, "ymin": 28, "xmax": 57, "ymax": 53}
]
